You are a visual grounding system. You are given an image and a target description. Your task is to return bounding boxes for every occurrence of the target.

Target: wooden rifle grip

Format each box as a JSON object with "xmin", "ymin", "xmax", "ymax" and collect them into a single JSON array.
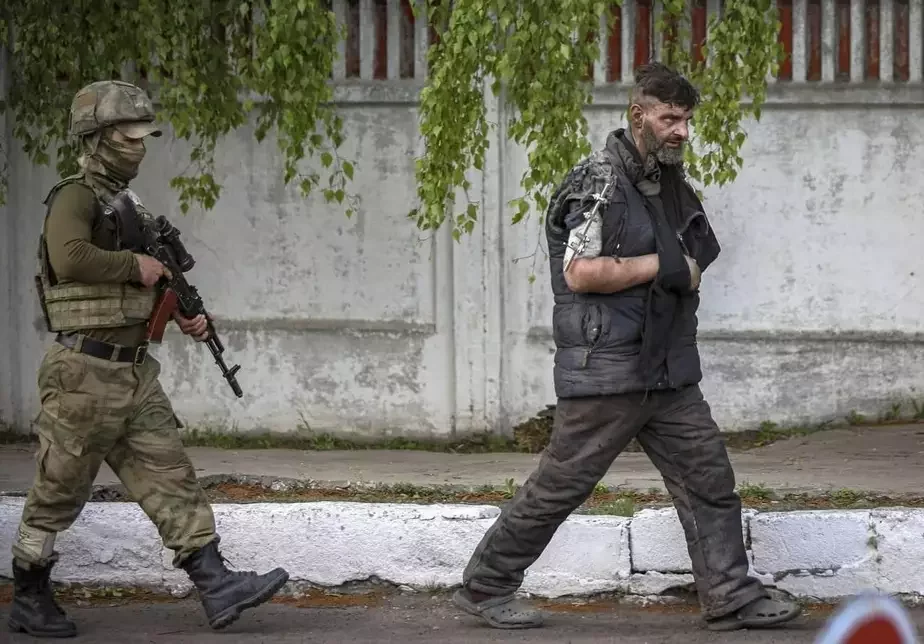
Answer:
[{"xmin": 145, "ymin": 289, "xmax": 179, "ymax": 343}]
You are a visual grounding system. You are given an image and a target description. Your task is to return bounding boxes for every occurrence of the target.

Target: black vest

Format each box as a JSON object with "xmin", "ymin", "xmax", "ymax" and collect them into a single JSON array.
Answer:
[{"xmin": 545, "ymin": 162, "xmax": 705, "ymax": 398}]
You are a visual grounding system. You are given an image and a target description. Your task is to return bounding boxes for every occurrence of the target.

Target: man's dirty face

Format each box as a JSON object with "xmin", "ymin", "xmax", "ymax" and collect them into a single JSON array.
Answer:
[{"xmin": 638, "ymin": 101, "xmax": 694, "ymax": 165}]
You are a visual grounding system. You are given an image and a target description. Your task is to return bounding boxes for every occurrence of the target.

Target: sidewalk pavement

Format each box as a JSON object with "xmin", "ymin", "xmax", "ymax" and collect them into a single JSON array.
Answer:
[
  {"xmin": 2, "ymin": 424, "xmax": 924, "ymax": 605},
  {"xmin": 3, "ymin": 423, "xmax": 924, "ymax": 495}
]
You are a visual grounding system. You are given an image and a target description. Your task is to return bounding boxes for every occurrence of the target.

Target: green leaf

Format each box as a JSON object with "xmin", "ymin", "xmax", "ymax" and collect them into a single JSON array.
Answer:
[{"xmin": 0, "ymin": 0, "xmax": 774, "ymax": 231}]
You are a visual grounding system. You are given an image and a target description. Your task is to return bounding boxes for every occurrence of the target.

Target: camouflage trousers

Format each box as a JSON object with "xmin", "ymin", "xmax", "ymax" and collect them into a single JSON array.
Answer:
[{"xmin": 13, "ymin": 341, "xmax": 217, "ymax": 569}]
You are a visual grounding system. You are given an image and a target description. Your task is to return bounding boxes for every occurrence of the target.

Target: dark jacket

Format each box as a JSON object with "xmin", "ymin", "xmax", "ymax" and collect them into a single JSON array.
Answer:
[{"xmin": 544, "ymin": 129, "xmax": 721, "ymax": 398}]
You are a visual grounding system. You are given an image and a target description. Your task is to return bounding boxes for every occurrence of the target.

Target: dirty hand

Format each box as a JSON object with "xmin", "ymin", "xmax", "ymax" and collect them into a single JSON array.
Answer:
[
  {"xmin": 173, "ymin": 312, "xmax": 210, "ymax": 342},
  {"xmin": 135, "ymin": 254, "xmax": 172, "ymax": 288},
  {"xmin": 685, "ymin": 255, "xmax": 701, "ymax": 290}
]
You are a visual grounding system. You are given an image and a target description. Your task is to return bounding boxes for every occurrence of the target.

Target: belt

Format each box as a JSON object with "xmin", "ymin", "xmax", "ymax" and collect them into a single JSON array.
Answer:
[{"xmin": 55, "ymin": 333, "xmax": 148, "ymax": 365}]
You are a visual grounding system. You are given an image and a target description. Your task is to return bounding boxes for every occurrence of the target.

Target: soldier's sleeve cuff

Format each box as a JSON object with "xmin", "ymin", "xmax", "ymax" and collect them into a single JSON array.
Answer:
[{"xmin": 126, "ymin": 251, "xmax": 142, "ymax": 283}]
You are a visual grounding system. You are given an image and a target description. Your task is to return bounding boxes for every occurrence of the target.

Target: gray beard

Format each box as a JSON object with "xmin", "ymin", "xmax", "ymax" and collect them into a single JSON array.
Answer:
[
  {"xmin": 655, "ymin": 145, "xmax": 684, "ymax": 165},
  {"xmin": 642, "ymin": 125, "xmax": 684, "ymax": 165}
]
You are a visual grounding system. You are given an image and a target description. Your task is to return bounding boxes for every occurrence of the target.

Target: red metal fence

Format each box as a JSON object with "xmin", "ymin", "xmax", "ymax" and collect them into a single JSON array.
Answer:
[{"xmin": 339, "ymin": 0, "xmax": 919, "ymax": 83}]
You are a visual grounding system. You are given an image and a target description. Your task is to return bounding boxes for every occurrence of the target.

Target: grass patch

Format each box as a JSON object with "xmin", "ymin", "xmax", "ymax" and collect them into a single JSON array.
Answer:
[
  {"xmin": 0, "ymin": 429, "xmax": 34, "ymax": 445},
  {"xmin": 201, "ymin": 480, "xmax": 664, "ymax": 515},
  {"xmin": 586, "ymin": 497, "xmax": 636, "ymax": 517},
  {"xmin": 209, "ymin": 480, "xmax": 924, "ymax": 512},
  {"xmin": 179, "ymin": 426, "xmax": 524, "ymax": 454},
  {"xmin": 5, "ymin": 402, "xmax": 923, "ymax": 455},
  {"xmin": 720, "ymin": 420, "xmax": 825, "ymax": 450},
  {"xmin": 178, "ymin": 407, "xmax": 857, "ymax": 455},
  {"xmin": 80, "ymin": 477, "xmax": 924, "ymax": 514},
  {"xmin": 737, "ymin": 481, "xmax": 775, "ymax": 501},
  {"xmin": 846, "ymin": 411, "xmax": 867, "ymax": 426},
  {"xmin": 176, "ymin": 416, "xmax": 844, "ymax": 455}
]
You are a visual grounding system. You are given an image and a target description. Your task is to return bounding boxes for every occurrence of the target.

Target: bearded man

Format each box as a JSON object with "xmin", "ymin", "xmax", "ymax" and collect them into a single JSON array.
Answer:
[{"xmin": 451, "ymin": 62, "xmax": 801, "ymax": 632}]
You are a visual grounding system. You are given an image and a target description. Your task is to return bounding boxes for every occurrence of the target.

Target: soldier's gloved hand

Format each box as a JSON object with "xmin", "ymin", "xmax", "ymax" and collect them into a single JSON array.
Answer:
[
  {"xmin": 685, "ymin": 255, "xmax": 701, "ymax": 291},
  {"xmin": 135, "ymin": 254, "xmax": 172, "ymax": 288},
  {"xmin": 173, "ymin": 312, "xmax": 210, "ymax": 342}
]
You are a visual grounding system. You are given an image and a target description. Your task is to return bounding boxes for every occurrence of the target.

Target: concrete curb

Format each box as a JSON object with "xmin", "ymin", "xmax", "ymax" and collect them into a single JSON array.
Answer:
[{"xmin": 1, "ymin": 497, "xmax": 923, "ymax": 602}]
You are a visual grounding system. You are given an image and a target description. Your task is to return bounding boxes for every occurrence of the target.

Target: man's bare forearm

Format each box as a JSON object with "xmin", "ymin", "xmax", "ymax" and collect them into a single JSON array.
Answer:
[{"xmin": 564, "ymin": 254, "xmax": 659, "ymax": 294}]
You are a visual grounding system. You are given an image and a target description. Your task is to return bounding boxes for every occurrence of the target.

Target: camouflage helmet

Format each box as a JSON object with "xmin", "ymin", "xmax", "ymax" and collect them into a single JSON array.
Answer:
[{"xmin": 69, "ymin": 80, "xmax": 163, "ymax": 139}]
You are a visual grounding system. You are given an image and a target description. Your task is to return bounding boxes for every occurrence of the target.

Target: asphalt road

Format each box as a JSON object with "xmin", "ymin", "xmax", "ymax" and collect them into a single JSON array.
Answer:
[{"xmin": 5, "ymin": 595, "xmax": 921, "ymax": 643}]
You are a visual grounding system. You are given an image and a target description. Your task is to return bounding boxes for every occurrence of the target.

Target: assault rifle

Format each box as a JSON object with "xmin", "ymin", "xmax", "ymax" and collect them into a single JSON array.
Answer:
[{"xmin": 105, "ymin": 190, "xmax": 244, "ymax": 398}]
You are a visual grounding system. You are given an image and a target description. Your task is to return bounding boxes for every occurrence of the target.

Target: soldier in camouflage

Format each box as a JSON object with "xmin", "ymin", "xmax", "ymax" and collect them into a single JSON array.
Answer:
[{"xmin": 8, "ymin": 80, "xmax": 290, "ymax": 639}]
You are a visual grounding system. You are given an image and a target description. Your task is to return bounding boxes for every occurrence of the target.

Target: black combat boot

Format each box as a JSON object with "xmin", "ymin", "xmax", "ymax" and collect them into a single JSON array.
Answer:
[
  {"xmin": 7, "ymin": 558, "xmax": 77, "ymax": 638},
  {"xmin": 181, "ymin": 540, "xmax": 289, "ymax": 630}
]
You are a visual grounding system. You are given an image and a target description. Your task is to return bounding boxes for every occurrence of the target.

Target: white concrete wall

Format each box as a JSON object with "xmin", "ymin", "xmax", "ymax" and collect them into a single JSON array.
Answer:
[
  {"xmin": 3, "ymin": 1, "xmax": 924, "ymax": 437},
  {"xmin": 0, "ymin": 38, "xmax": 15, "ymax": 432}
]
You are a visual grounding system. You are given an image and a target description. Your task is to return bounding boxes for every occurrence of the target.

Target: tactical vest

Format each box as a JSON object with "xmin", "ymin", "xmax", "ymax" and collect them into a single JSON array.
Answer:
[
  {"xmin": 545, "ymin": 156, "xmax": 704, "ymax": 398},
  {"xmin": 34, "ymin": 174, "xmax": 157, "ymax": 333}
]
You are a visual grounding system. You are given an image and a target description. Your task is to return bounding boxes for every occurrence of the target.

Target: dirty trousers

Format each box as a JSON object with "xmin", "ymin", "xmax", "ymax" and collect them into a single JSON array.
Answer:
[
  {"xmin": 13, "ymin": 342, "xmax": 216, "ymax": 568},
  {"xmin": 462, "ymin": 384, "xmax": 768, "ymax": 619}
]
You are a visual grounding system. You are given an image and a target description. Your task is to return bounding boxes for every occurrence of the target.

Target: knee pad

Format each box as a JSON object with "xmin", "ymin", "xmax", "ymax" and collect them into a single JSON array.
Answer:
[{"xmin": 13, "ymin": 523, "xmax": 57, "ymax": 564}]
